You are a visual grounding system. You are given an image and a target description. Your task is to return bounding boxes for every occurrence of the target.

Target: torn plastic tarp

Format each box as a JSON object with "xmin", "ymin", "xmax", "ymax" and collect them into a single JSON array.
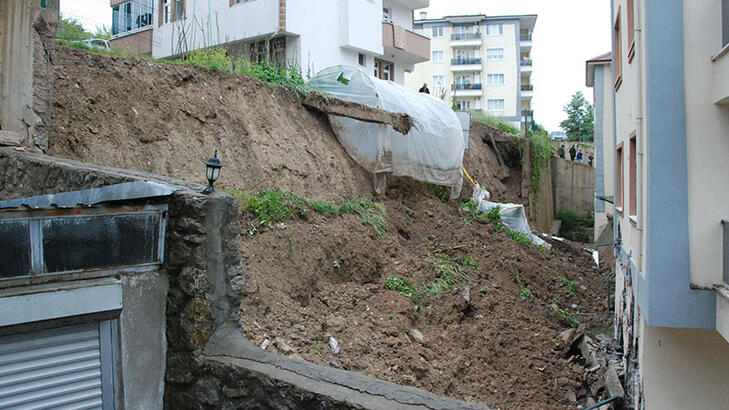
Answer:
[
  {"xmin": 308, "ymin": 65, "xmax": 465, "ymax": 197},
  {"xmin": 472, "ymin": 184, "xmax": 546, "ymax": 246}
]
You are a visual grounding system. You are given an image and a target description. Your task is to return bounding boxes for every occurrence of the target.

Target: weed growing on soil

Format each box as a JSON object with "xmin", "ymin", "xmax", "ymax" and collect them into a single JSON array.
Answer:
[
  {"xmin": 226, "ymin": 188, "xmax": 387, "ymax": 236},
  {"xmin": 472, "ymin": 114, "xmax": 521, "ymax": 135},
  {"xmin": 385, "ymin": 276, "xmax": 424, "ymax": 301},
  {"xmin": 459, "ymin": 255, "xmax": 479, "ymax": 270},
  {"xmin": 557, "ymin": 308, "xmax": 581, "ymax": 328},
  {"xmin": 427, "ymin": 264, "xmax": 469, "ymax": 296},
  {"xmin": 460, "ymin": 202, "xmax": 535, "ymax": 247},
  {"xmin": 557, "ymin": 274, "xmax": 579, "ymax": 297},
  {"xmin": 424, "ymin": 183, "xmax": 450, "ymax": 203},
  {"xmin": 510, "ymin": 265, "xmax": 533, "ymax": 302},
  {"xmin": 505, "ymin": 230, "xmax": 531, "ymax": 246}
]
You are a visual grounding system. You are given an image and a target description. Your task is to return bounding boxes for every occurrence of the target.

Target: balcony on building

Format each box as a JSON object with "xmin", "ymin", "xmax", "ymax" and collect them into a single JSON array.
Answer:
[
  {"xmin": 452, "ymin": 83, "xmax": 483, "ymax": 97},
  {"xmin": 520, "ymin": 58, "xmax": 533, "ymax": 74},
  {"xmin": 382, "ymin": 22, "xmax": 431, "ymax": 66},
  {"xmin": 521, "ymin": 84, "xmax": 534, "ymax": 98},
  {"xmin": 451, "ymin": 32, "xmax": 482, "ymax": 47},
  {"xmin": 450, "ymin": 57, "xmax": 482, "ymax": 72},
  {"xmin": 520, "ymin": 34, "xmax": 532, "ymax": 51},
  {"xmin": 386, "ymin": 0, "xmax": 429, "ymax": 9}
]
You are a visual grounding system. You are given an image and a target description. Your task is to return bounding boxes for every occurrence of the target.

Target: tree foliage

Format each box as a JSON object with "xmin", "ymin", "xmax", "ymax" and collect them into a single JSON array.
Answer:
[
  {"xmin": 57, "ymin": 17, "xmax": 111, "ymax": 41},
  {"xmin": 559, "ymin": 91, "xmax": 594, "ymax": 142}
]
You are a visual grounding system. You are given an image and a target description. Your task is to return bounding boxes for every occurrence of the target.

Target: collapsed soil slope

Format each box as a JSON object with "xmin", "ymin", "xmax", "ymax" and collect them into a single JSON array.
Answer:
[
  {"xmin": 238, "ymin": 182, "xmax": 608, "ymax": 410},
  {"xmin": 48, "ymin": 47, "xmax": 372, "ymax": 201},
  {"xmin": 47, "ymin": 46, "xmax": 609, "ymax": 409}
]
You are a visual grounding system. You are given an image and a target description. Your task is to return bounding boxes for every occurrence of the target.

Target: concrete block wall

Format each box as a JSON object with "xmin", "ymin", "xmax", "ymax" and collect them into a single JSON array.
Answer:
[{"xmin": 552, "ymin": 157, "xmax": 596, "ymax": 217}]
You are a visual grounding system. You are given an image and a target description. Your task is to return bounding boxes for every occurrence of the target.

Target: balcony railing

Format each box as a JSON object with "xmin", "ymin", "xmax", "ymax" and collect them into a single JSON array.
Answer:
[
  {"xmin": 520, "ymin": 59, "xmax": 533, "ymax": 66},
  {"xmin": 452, "ymin": 58, "xmax": 482, "ymax": 65},
  {"xmin": 520, "ymin": 34, "xmax": 532, "ymax": 41},
  {"xmin": 521, "ymin": 85, "xmax": 534, "ymax": 91},
  {"xmin": 451, "ymin": 32, "xmax": 482, "ymax": 41},
  {"xmin": 453, "ymin": 83, "xmax": 483, "ymax": 90}
]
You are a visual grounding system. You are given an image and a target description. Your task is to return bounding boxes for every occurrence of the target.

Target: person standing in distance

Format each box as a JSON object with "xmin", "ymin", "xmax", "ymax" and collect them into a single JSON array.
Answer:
[{"xmin": 419, "ymin": 83, "xmax": 430, "ymax": 94}]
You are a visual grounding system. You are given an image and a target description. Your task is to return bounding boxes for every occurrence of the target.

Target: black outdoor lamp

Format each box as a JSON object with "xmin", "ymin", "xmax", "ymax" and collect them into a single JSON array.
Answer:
[{"xmin": 202, "ymin": 150, "xmax": 223, "ymax": 194}]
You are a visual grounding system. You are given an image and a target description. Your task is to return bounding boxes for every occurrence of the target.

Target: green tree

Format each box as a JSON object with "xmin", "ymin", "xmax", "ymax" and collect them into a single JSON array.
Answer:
[
  {"xmin": 559, "ymin": 91, "xmax": 594, "ymax": 141},
  {"xmin": 57, "ymin": 17, "xmax": 92, "ymax": 41}
]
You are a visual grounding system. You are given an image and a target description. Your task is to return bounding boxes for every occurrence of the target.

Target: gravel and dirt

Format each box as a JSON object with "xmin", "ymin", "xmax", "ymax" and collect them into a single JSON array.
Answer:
[{"xmin": 45, "ymin": 46, "xmax": 611, "ymax": 409}]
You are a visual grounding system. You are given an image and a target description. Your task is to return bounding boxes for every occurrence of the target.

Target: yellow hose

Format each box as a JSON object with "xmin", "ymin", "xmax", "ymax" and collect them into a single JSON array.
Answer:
[{"xmin": 462, "ymin": 166, "xmax": 477, "ymax": 187}]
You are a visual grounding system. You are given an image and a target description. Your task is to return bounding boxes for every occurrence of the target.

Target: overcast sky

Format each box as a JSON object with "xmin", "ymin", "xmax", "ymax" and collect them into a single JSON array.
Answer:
[{"xmin": 60, "ymin": 0, "xmax": 612, "ymax": 131}]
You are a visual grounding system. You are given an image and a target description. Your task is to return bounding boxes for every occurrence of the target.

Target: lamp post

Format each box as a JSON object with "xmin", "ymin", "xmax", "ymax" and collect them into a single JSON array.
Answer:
[{"xmin": 202, "ymin": 150, "xmax": 223, "ymax": 194}]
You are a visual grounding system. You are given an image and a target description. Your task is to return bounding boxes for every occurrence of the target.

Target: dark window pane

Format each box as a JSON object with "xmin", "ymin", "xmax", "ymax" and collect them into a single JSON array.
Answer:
[
  {"xmin": 42, "ymin": 213, "xmax": 160, "ymax": 273},
  {"xmin": 0, "ymin": 220, "xmax": 31, "ymax": 278}
]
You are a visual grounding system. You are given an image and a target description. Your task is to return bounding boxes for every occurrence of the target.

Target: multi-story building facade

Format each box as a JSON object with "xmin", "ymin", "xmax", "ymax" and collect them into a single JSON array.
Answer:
[
  {"xmin": 405, "ymin": 13, "xmax": 536, "ymax": 128},
  {"xmin": 609, "ymin": 0, "xmax": 729, "ymax": 408},
  {"xmin": 586, "ymin": 52, "xmax": 614, "ymax": 241},
  {"xmin": 108, "ymin": 0, "xmax": 430, "ymax": 84}
]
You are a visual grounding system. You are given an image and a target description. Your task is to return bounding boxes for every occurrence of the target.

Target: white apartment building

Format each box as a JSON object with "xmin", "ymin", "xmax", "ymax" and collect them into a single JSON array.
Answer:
[
  {"xmin": 108, "ymin": 0, "xmax": 430, "ymax": 84},
  {"xmin": 405, "ymin": 13, "xmax": 536, "ymax": 128},
  {"xmin": 609, "ymin": 0, "xmax": 729, "ymax": 408},
  {"xmin": 586, "ymin": 52, "xmax": 614, "ymax": 241}
]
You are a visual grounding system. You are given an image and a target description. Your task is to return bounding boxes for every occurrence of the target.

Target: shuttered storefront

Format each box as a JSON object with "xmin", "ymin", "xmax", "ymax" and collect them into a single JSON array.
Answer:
[{"xmin": 0, "ymin": 322, "xmax": 113, "ymax": 409}]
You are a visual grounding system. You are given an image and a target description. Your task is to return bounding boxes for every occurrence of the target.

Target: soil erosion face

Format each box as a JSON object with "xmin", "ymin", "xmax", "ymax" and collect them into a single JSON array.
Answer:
[{"xmin": 238, "ymin": 184, "xmax": 608, "ymax": 410}]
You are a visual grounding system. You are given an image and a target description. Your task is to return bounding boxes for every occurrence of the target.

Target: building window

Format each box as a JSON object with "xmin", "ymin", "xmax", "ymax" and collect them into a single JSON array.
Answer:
[
  {"xmin": 486, "ymin": 24, "xmax": 503, "ymax": 36},
  {"xmin": 175, "ymin": 0, "xmax": 184, "ymax": 20},
  {"xmin": 455, "ymin": 75, "xmax": 471, "ymax": 86},
  {"xmin": 474, "ymin": 99, "xmax": 481, "ymax": 110},
  {"xmin": 359, "ymin": 53, "xmax": 366, "ymax": 66},
  {"xmin": 382, "ymin": 7, "xmax": 391, "ymax": 22},
  {"xmin": 486, "ymin": 48, "xmax": 504, "ymax": 60},
  {"xmin": 616, "ymin": 144, "xmax": 624, "ymax": 211},
  {"xmin": 627, "ymin": 0, "xmax": 635, "ymax": 62},
  {"xmin": 487, "ymin": 99, "xmax": 504, "ymax": 111},
  {"xmin": 613, "ymin": 7, "xmax": 623, "ymax": 89},
  {"xmin": 487, "ymin": 74, "xmax": 505, "ymax": 86},
  {"xmin": 455, "ymin": 100, "xmax": 471, "ymax": 111},
  {"xmin": 432, "ymin": 26, "xmax": 443, "ymax": 38},
  {"xmin": 432, "ymin": 50, "xmax": 444, "ymax": 62},
  {"xmin": 374, "ymin": 59, "xmax": 393, "ymax": 81},
  {"xmin": 112, "ymin": 0, "xmax": 153, "ymax": 36},
  {"xmin": 629, "ymin": 134, "xmax": 637, "ymax": 217},
  {"xmin": 163, "ymin": 0, "xmax": 170, "ymax": 24},
  {"xmin": 432, "ymin": 75, "xmax": 444, "ymax": 87}
]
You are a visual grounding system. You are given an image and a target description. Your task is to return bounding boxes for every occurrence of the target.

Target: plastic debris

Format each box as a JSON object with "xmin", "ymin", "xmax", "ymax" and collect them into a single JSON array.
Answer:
[{"xmin": 329, "ymin": 336, "xmax": 341, "ymax": 354}]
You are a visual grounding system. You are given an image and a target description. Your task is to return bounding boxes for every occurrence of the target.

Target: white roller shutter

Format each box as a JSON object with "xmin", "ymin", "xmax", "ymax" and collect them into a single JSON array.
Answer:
[{"xmin": 0, "ymin": 323, "xmax": 106, "ymax": 410}]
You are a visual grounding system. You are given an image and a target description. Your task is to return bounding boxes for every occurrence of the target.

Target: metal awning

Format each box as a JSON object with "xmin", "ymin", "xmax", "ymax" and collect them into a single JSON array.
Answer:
[{"xmin": 0, "ymin": 181, "xmax": 179, "ymax": 210}]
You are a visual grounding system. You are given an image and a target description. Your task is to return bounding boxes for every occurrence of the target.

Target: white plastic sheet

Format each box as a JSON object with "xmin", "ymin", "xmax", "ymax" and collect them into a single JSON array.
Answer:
[
  {"xmin": 472, "ymin": 184, "xmax": 546, "ymax": 246},
  {"xmin": 308, "ymin": 66, "xmax": 465, "ymax": 196}
]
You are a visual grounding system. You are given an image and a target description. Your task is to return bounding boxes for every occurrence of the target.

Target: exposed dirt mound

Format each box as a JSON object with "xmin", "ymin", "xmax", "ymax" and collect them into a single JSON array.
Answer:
[
  {"xmin": 48, "ymin": 47, "xmax": 372, "ymax": 201},
  {"xmin": 238, "ymin": 183, "xmax": 608, "ymax": 410}
]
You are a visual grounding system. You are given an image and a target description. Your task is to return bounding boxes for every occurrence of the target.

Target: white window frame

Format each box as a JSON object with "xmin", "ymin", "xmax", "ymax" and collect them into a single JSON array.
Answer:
[
  {"xmin": 112, "ymin": 0, "xmax": 155, "ymax": 37},
  {"xmin": 475, "ymin": 99, "xmax": 481, "ymax": 110},
  {"xmin": 432, "ymin": 75, "xmax": 444, "ymax": 87},
  {"xmin": 486, "ymin": 24, "xmax": 503, "ymax": 36},
  {"xmin": 487, "ymin": 74, "xmax": 505, "ymax": 86},
  {"xmin": 431, "ymin": 26, "xmax": 444, "ymax": 38},
  {"xmin": 431, "ymin": 50, "xmax": 444, "ymax": 62},
  {"xmin": 456, "ymin": 100, "xmax": 471, "ymax": 111},
  {"xmin": 486, "ymin": 48, "xmax": 504, "ymax": 60},
  {"xmin": 487, "ymin": 99, "xmax": 505, "ymax": 111},
  {"xmin": 164, "ymin": 0, "xmax": 170, "ymax": 24}
]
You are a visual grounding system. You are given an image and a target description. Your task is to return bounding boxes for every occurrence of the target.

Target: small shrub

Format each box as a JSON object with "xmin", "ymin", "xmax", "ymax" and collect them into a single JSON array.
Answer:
[
  {"xmin": 185, "ymin": 47, "xmax": 232, "ymax": 72},
  {"xmin": 557, "ymin": 308, "xmax": 581, "ymax": 328},
  {"xmin": 485, "ymin": 206, "xmax": 502, "ymax": 224},
  {"xmin": 506, "ymin": 230, "xmax": 531, "ymax": 246},
  {"xmin": 424, "ymin": 182, "xmax": 450, "ymax": 203},
  {"xmin": 557, "ymin": 275, "xmax": 579, "ymax": 297}
]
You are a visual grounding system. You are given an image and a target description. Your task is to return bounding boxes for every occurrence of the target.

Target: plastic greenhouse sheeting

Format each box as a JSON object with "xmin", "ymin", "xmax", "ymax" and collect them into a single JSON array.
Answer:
[
  {"xmin": 471, "ymin": 184, "xmax": 546, "ymax": 247},
  {"xmin": 308, "ymin": 66, "xmax": 465, "ymax": 196}
]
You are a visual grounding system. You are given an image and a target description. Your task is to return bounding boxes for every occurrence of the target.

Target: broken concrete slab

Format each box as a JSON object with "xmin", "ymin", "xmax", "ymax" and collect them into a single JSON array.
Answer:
[
  {"xmin": 0, "ymin": 130, "xmax": 23, "ymax": 146},
  {"xmin": 302, "ymin": 93, "xmax": 414, "ymax": 135},
  {"xmin": 202, "ymin": 326, "xmax": 491, "ymax": 409}
]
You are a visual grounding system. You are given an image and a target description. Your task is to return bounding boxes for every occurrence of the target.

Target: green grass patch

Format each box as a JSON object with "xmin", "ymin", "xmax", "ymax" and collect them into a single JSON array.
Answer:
[
  {"xmin": 510, "ymin": 264, "xmax": 533, "ymax": 302},
  {"xmin": 426, "ymin": 264, "xmax": 469, "ymax": 296},
  {"xmin": 225, "ymin": 188, "xmax": 387, "ymax": 237},
  {"xmin": 385, "ymin": 276, "xmax": 424, "ymax": 301},
  {"xmin": 472, "ymin": 114, "xmax": 520, "ymax": 135},
  {"xmin": 459, "ymin": 255, "xmax": 479, "ymax": 270}
]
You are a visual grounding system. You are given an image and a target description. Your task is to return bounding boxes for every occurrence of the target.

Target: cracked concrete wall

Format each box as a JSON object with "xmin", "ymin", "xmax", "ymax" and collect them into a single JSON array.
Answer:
[{"xmin": 0, "ymin": 0, "xmax": 58, "ymax": 149}]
